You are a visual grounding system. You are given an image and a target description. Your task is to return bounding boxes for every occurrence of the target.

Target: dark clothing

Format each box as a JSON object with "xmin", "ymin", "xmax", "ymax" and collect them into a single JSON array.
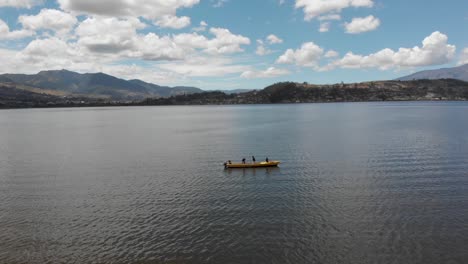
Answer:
[
  {"xmin": 266, "ymin": 157, "xmax": 269, "ymax": 162},
  {"xmin": 242, "ymin": 158, "xmax": 246, "ymax": 164},
  {"xmin": 252, "ymin": 156, "xmax": 256, "ymax": 163}
]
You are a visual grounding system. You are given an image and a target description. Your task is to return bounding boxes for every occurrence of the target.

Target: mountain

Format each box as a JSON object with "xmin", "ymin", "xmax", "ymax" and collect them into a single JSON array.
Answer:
[
  {"xmin": 3, "ymin": 78, "xmax": 468, "ymax": 108},
  {"xmin": 0, "ymin": 69, "xmax": 202, "ymax": 100},
  {"xmin": 397, "ymin": 64, "xmax": 468, "ymax": 82},
  {"xmin": 142, "ymin": 79, "xmax": 468, "ymax": 105}
]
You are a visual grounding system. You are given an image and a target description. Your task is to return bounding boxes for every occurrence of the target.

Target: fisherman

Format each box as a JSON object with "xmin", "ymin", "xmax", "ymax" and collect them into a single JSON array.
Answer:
[
  {"xmin": 266, "ymin": 157, "xmax": 269, "ymax": 162},
  {"xmin": 252, "ymin": 156, "xmax": 256, "ymax": 163},
  {"xmin": 242, "ymin": 158, "xmax": 246, "ymax": 164}
]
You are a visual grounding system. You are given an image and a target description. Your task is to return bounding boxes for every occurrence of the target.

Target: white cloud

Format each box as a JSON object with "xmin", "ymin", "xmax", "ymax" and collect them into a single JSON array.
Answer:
[
  {"xmin": 256, "ymin": 43, "xmax": 271, "ymax": 56},
  {"xmin": 256, "ymin": 35, "xmax": 282, "ymax": 56},
  {"xmin": 325, "ymin": 50, "xmax": 339, "ymax": 58},
  {"xmin": 295, "ymin": 0, "xmax": 374, "ymax": 21},
  {"xmin": 57, "ymin": 0, "xmax": 200, "ymax": 22},
  {"xmin": 200, "ymin": 27, "xmax": 251, "ymax": 54},
  {"xmin": 19, "ymin": 9, "xmax": 77, "ymax": 35},
  {"xmin": 13, "ymin": 37, "xmax": 102, "ymax": 73},
  {"xmin": 74, "ymin": 17, "xmax": 249, "ymax": 60},
  {"xmin": 319, "ymin": 22, "xmax": 330, "ymax": 32},
  {"xmin": 134, "ymin": 33, "xmax": 188, "ymax": 61},
  {"xmin": 279, "ymin": 0, "xmax": 285, "ymax": 5},
  {"xmin": 457, "ymin": 48, "xmax": 468, "ymax": 66},
  {"xmin": 241, "ymin": 67, "xmax": 290, "ymax": 79},
  {"xmin": 0, "ymin": 48, "xmax": 22, "ymax": 73},
  {"xmin": 155, "ymin": 15, "xmax": 191, "ymax": 29},
  {"xmin": 267, "ymin": 34, "xmax": 283, "ymax": 44},
  {"xmin": 0, "ymin": 0, "xmax": 42, "ymax": 8},
  {"xmin": 76, "ymin": 17, "xmax": 145, "ymax": 54},
  {"xmin": 327, "ymin": 31, "xmax": 456, "ymax": 70},
  {"xmin": 22, "ymin": 37, "xmax": 73, "ymax": 59},
  {"xmin": 193, "ymin": 20, "xmax": 207, "ymax": 31},
  {"xmin": 276, "ymin": 42, "xmax": 324, "ymax": 67},
  {"xmin": 75, "ymin": 17, "xmax": 188, "ymax": 61},
  {"xmin": 159, "ymin": 56, "xmax": 249, "ymax": 77},
  {"xmin": 0, "ymin": 19, "xmax": 33, "ymax": 40},
  {"xmin": 345, "ymin": 15, "xmax": 380, "ymax": 34}
]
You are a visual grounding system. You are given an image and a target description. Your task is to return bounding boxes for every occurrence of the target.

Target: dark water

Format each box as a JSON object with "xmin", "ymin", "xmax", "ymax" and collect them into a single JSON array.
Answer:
[{"xmin": 1, "ymin": 102, "xmax": 468, "ymax": 264}]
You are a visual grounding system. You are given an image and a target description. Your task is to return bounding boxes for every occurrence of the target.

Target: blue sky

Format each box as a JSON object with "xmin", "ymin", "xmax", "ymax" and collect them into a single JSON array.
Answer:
[{"xmin": 0, "ymin": 0, "xmax": 467, "ymax": 90}]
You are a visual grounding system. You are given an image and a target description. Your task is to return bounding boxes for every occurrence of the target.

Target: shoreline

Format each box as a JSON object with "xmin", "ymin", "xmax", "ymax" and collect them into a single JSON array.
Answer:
[{"xmin": 1, "ymin": 98, "xmax": 467, "ymax": 110}]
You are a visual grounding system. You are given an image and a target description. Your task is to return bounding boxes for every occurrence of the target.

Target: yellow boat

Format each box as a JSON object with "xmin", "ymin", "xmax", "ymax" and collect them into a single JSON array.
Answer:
[{"xmin": 224, "ymin": 161, "xmax": 280, "ymax": 169}]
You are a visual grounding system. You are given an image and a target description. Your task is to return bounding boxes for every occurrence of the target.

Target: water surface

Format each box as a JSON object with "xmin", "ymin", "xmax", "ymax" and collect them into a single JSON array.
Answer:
[{"xmin": 1, "ymin": 102, "xmax": 468, "ymax": 263}]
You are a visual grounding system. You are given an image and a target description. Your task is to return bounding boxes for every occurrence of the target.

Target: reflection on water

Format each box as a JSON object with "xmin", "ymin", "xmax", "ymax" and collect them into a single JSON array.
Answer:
[
  {"xmin": 224, "ymin": 167, "xmax": 281, "ymax": 177},
  {"xmin": 1, "ymin": 102, "xmax": 468, "ymax": 264}
]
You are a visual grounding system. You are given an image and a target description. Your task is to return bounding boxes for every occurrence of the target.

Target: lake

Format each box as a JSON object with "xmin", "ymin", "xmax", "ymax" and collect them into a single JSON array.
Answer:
[{"xmin": 1, "ymin": 102, "xmax": 468, "ymax": 264}]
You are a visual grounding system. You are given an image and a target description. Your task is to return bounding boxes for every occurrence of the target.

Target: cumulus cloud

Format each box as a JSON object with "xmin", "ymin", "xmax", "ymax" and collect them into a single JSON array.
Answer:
[
  {"xmin": 155, "ymin": 15, "xmax": 191, "ymax": 29},
  {"xmin": 345, "ymin": 15, "xmax": 380, "ymax": 34},
  {"xmin": 76, "ymin": 17, "xmax": 145, "ymax": 54},
  {"xmin": 0, "ymin": 19, "xmax": 33, "ymax": 40},
  {"xmin": 134, "ymin": 33, "xmax": 188, "ymax": 61},
  {"xmin": 19, "ymin": 9, "xmax": 77, "ymax": 35},
  {"xmin": 22, "ymin": 37, "xmax": 74, "ymax": 59},
  {"xmin": 256, "ymin": 40, "xmax": 271, "ymax": 56},
  {"xmin": 295, "ymin": 0, "xmax": 374, "ymax": 21},
  {"xmin": 325, "ymin": 50, "xmax": 339, "ymax": 58},
  {"xmin": 200, "ymin": 27, "xmax": 251, "ymax": 54},
  {"xmin": 267, "ymin": 34, "xmax": 283, "ymax": 44},
  {"xmin": 255, "ymin": 35, "xmax": 282, "ymax": 56},
  {"xmin": 57, "ymin": 0, "xmax": 200, "ymax": 22},
  {"xmin": 74, "ymin": 17, "xmax": 249, "ymax": 60},
  {"xmin": 11, "ymin": 37, "xmax": 103, "ymax": 73},
  {"xmin": 193, "ymin": 21, "xmax": 208, "ymax": 31},
  {"xmin": 327, "ymin": 31, "xmax": 456, "ymax": 70},
  {"xmin": 0, "ymin": 0, "xmax": 42, "ymax": 8},
  {"xmin": 76, "ymin": 17, "xmax": 186, "ymax": 61},
  {"xmin": 458, "ymin": 48, "xmax": 468, "ymax": 66},
  {"xmin": 276, "ymin": 42, "xmax": 324, "ymax": 67},
  {"xmin": 241, "ymin": 67, "xmax": 290, "ymax": 79}
]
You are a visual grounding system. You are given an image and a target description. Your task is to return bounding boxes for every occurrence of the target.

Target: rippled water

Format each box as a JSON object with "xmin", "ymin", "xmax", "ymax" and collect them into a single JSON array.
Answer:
[{"xmin": 1, "ymin": 102, "xmax": 468, "ymax": 264}]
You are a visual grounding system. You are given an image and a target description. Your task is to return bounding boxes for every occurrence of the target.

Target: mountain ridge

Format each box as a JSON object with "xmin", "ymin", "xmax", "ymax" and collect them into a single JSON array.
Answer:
[
  {"xmin": 397, "ymin": 64, "xmax": 468, "ymax": 82},
  {"xmin": 0, "ymin": 69, "xmax": 203, "ymax": 99}
]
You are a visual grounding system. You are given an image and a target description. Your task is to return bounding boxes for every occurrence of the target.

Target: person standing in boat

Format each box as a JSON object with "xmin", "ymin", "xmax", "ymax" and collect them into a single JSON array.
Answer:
[
  {"xmin": 266, "ymin": 157, "xmax": 269, "ymax": 162},
  {"xmin": 242, "ymin": 158, "xmax": 246, "ymax": 164},
  {"xmin": 252, "ymin": 156, "xmax": 256, "ymax": 163}
]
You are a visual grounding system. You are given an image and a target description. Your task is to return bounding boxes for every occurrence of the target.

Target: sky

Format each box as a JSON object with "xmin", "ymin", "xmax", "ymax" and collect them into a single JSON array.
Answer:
[{"xmin": 0, "ymin": 0, "xmax": 467, "ymax": 90}]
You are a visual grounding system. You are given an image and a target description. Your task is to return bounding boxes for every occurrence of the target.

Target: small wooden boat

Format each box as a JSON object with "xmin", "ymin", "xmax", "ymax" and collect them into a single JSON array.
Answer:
[{"xmin": 224, "ymin": 161, "xmax": 280, "ymax": 169}]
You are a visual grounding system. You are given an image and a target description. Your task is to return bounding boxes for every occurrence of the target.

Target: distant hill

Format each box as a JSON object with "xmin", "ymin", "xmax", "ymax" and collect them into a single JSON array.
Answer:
[
  {"xmin": 4, "ymin": 69, "xmax": 468, "ymax": 108},
  {"xmin": 142, "ymin": 79, "xmax": 468, "ymax": 105},
  {"xmin": 397, "ymin": 64, "xmax": 468, "ymax": 82},
  {"xmin": 0, "ymin": 69, "xmax": 203, "ymax": 100}
]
